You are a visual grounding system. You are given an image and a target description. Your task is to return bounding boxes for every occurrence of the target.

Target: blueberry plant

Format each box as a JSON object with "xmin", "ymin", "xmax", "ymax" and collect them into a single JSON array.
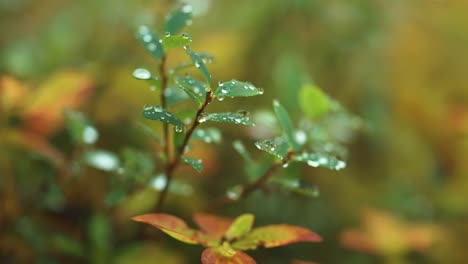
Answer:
[{"xmin": 125, "ymin": 4, "xmax": 357, "ymax": 264}]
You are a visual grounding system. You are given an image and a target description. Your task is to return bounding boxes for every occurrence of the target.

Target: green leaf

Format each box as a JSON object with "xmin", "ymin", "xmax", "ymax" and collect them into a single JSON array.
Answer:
[
  {"xmin": 120, "ymin": 148, "xmax": 155, "ymax": 180},
  {"xmin": 191, "ymin": 128, "xmax": 222, "ymax": 144},
  {"xmin": 142, "ymin": 105, "xmax": 184, "ymax": 130},
  {"xmin": 233, "ymin": 140, "xmax": 253, "ymax": 164},
  {"xmin": 213, "ymin": 80, "xmax": 264, "ymax": 99},
  {"xmin": 88, "ymin": 213, "xmax": 111, "ymax": 264},
  {"xmin": 164, "ymin": 5, "xmax": 193, "ymax": 35},
  {"xmin": 50, "ymin": 234, "xmax": 85, "ymax": 258},
  {"xmin": 293, "ymin": 152, "xmax": 346, "ymax": 170},
  {"xmin": 273, "ymin": 100, "xmax": 299, "ymax": 151},
  {"xmin": 232, "ymin": 225, "xmax": 322, "ymax": 251},
  {"xmin": 174, "ymin": 77, "xmax": 204, "ymax": 106},
  {"xmin": 132, "ymin": 68, "xmax": 161, "ymax": 91},
  {"xmin": 64, "ymin": 109, "xmax": 99, "ymax": 145},
  {"xmin": 271, "ymin": 178, "xmax": 320, "ymax": 198},
  {"xmin": 232, "ymin": 140, "xmax": 259, "ymax": 180},
  {"xmin": 104, "ymin": 190, "xmax": 127, "ymax": 206},
  {"xmin": 83, "ymin": 150, "xmax": 120, "ymax": 171},
  {"xmin": 254, "ymin": 137, "xmax": 290, "ymax": 160},
  {"xmin": 161, "ymin": 34, "xmax": 192, "ymax": 50},
  {"xmin": 174, "ymin": 76, "xmax": 206, "ymax": 96},
  {"xmin": 173, "ymin": 128, "xmax": 186, "ymax": 151},
  {"xmin": 225, "ymin": 214, "xmax": 255, "ymax": 241},
  {"xmin": 165, "ymin": 87, "xmax": 190, "ymax": 106},
  {"xmin": 199, "ymin": 112, "xmax": 255, "ymax": 126},
  {"xmin": 184, "ymin": 46, "xmax": 211, "ymax": 84},
  {"xmin": 132, "ymin": 213, "xmax": 206, "ymax": 245},
  {"xmin": 170, "ymin": 52, "xmax": 214, "ymax": 73},
  {"xmin": 299, "ymin": 84, "xmax": 331, "ymax": 120},
  {"xmin": 182, "ymin": 157, "xmax": 203, "ymax": 172},
  {"xmin": 136, "ymin": 26, "xmax": 164, "ymax": 60}
]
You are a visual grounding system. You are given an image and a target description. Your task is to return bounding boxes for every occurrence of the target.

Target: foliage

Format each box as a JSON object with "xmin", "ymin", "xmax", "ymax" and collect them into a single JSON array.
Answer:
[
  {"xmin": 2, "ymin": 0, "xmax": 463, "ymax": 263},
  {"xmin": 132, "ymin": 213, "xmax": 321, "ymax": 264},
  {"xmin": 126, "ymin": 3, "xmax": 353, "ymax": 262}
]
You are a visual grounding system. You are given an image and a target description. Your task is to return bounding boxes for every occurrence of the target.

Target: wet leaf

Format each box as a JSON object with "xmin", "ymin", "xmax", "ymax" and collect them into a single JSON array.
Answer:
[
  {"xmin": 173, "ymin": 128, "xmax": 186, "ymax": 151},
  {"xmin": 64, "ymin": 109, "xmax": 99, "ymax": 145},
  {"xmin": 293, "ymin": 152, "xmax": 346, "ymax": 171},
  {"xmin": 254, "ymin": 137, "xmax": 290, "ymax": 160},
  {"xmin": 193, "ymin": 213, "xmax": 232, "ymax": 239},
  {"xmin": 132, "ymin": 68, "xmax": 153, "ymax": 81},
  {"xmin": 225, "ymin": 214, "xmax": 254, "ymax": 241},
  {"xmin": 136, "ymin": 26, "xmax": 164, "ymax": 60},
  {"xmin": 199, "ymin": 112, "xmax": 255, "ymax": 126},
  {"xmin": 185, "ymin": 46, "xmax": 211, "ymax": 84},
  {"xmin": 161, "ymin": 34, "xmax": 192, "ymax": 50},
  {"xmin": 232, "ymin": 225, "xmax": 322, "ymax": 250},
  {"xmin": 132, "ymin": 213, "xmax": 205, "ymax": 245},
  {"xmin": 83, "ymin": 150, "xmax": 120, "ymax": 172},
  {"xmin": 232, "ymin": 140, "xmax": 260, "ymax": 180},
  {"xmin": 201, "ymin": 248, "xmax": 256, "ymax": 264},
  {"xmin": 174, "ymin": 77, "xmax": 203, "ymax": 106},
  {"xmin": 191, "ymin": 128, "xmax": 222, "ymax": 144},
  {"xmin": 120, "ymin": 148, "xmax": 155, "ymax": 180},
  {"xmin": 164, "ymin": 5, "xmax": 193, "ymax": 35},
  {"xmin": 299, "ymin": 84, "xmax": 331, "ymax": 120},
  {"xmin": 233, "ymin": 140, "xmax": 254, "ymax": 164},
  {"xmin": 165, "ymin": 87, "xmax": 190, "ymax": 106},
  {"xmin": 272, "ymin": 178, "xmax": 320, "ymax": 198},
  {"xmin": 142, "ymin": 105, "xmax": 184, "ymax": 129},
  {"xmin": 214, "ymin": 80, "xmax": 264, "ymax": 99},
  {"xmin": 273, "ymin": 100, "xmax": 299, "ymax": 151},
  {"xmin": 175, "ymin": 76, "xmax": 206, "ymax": 97},
  {"xmin": 182, "ymin": 157, "xmax": 204, "ymax": 172}
]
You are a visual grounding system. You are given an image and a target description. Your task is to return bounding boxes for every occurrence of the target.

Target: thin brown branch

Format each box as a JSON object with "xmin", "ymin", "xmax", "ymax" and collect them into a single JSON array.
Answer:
[
  {"xmin": 155, "ymin": 90, "xmax": 213, "ymax": 212},
  {"xmin": 202, "ymin": 162, "xmax": 283, "ymax": 213},
  {"xmin": 159, "ymin": 55, "xmax": 170, "ymax": 163}
]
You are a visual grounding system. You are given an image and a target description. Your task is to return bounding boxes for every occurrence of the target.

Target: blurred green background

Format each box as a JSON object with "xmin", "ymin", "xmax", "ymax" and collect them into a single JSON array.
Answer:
[{"xmin": 1, "ymin": 0, "xmax": 468, "ymax": 263}]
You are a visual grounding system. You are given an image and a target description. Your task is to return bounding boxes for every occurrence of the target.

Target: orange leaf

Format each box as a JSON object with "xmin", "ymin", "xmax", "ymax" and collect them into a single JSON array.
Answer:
[
  {"xmin": 339, "ymin": 229, "xmax": 376, "ymax": 253},
  {"xmin": 201, "ymin": 248, "xmax": 256, "ymax": 264},
  {"xmin": 233, "ymin": 225, "xmax": 322, "ymax": 250},
  {"xmin": 132, "ymin": 213, "xmax": 207, "ymax": 245},
  {"xmin": 193, "ymin": 213, "xmax": 233, "ymax": 239},
  {"xmin": 0, "ymin": 76, "xmax": 28, "ymax": 111},
  {"xmin": 22, "ymin": 71, "xmax": 94, "ymax": 136}
]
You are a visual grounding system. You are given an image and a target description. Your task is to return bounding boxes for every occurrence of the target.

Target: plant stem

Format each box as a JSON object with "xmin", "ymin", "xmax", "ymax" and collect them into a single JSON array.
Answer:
[
  {"xmin": 155, "ymin": 90, "xmax": 213, "ymax": 212},
  {"xmin": 203, "ymin": 158, "xmax": 289, "ymax": 213},
  {"xmin": 159, "ymin": 55, "xmax": 170, "ymax": 162}
]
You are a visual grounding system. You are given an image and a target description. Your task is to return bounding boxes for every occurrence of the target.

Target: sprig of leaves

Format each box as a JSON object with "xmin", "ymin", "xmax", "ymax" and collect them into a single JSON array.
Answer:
[
  {"xmin": 132, "ymin": 213, "xmax": 322, "ymax": 264},
  {"xmin": 132, "ymin": 4, "xmax": 264, "ymax": 211}
]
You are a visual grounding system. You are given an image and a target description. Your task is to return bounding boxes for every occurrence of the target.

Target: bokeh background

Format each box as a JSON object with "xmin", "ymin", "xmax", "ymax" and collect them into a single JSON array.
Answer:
[{"xmin": 1, "ymin": 0, "xmax": 468, "ymax": 263}]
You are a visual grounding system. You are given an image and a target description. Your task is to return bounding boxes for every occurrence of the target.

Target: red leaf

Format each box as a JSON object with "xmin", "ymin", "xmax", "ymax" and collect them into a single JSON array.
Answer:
[
  {"xmin": 193, "ymin": 213, "xmax": 233, "ymax": 239},
  {"xmin": 132, "ymin": 213, "xmax": 206, "ymax": 245},
  {"xmin": 233, "ymin": 225, "xmax": 322, "ymax": 250},
  {"xmin": 201, "ymin": 248, "xmax": 256, "ymax": 264}
]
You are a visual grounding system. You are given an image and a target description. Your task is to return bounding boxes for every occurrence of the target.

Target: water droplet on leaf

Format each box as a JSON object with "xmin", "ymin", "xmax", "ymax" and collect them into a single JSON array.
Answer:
[
  {"xmin": 182, "ymin": 5, "xmax": 193, "ymax": 13},
  {"xmin": 133, "ymin": 68, "xmax": 151, "ymax": 80}
]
